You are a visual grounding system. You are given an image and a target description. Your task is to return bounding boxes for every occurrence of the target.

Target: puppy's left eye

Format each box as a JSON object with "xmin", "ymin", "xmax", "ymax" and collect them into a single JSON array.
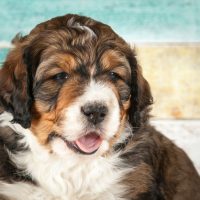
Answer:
[
  {"xmin": 109, "ymin": 71, "xmax": 122, "ymax": 81},
  {"xmin": 52, "ymin": 72, "xmax": 69, "ymax": 81}
]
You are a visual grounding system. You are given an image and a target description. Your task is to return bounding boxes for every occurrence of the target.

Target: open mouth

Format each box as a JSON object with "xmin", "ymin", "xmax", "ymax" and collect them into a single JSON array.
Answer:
[
  {"xmin": 50, "ymin": 132, "xmax": 103, "ymax": 155},
  {"xmin": 73, "ymin": 132, "xmax": 103, "ymax": 154}
]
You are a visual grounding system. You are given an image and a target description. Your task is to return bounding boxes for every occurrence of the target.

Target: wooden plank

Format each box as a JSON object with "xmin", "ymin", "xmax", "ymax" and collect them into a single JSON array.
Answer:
[{"xmin": 136, "ymin": 43, "xmax": 200, "ymax": 119}]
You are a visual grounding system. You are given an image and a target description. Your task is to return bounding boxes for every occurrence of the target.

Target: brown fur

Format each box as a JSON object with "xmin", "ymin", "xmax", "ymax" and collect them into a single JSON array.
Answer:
[
  {"xmin": 120, "ymin": 126, "xmax": 200, "ymax": 199},
  {"xmin": 0, "ymin": 14, "xmax": 199, "ymax": 200}
]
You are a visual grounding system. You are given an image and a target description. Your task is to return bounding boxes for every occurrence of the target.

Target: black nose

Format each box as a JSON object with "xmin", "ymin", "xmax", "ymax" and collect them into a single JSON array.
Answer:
[{"xmin": 81, "ymin": 103, "xmax": 108, "ymax": 124}]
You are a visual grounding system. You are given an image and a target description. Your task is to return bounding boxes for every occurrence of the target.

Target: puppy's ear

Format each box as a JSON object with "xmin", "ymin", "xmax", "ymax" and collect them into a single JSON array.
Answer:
[
  {"xmin": 0, "ymin": 46, "xmax": 33, "ymax": 128},
  {"xmin": 127, "ymin": 50, "xmax": 153, "ymax": 130}
]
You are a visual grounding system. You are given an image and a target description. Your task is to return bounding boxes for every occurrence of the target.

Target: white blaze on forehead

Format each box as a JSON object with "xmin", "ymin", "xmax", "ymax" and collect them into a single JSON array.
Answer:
[
  {"xmin": 80, "ymin": 80, "xmax": 117, "ymax": 106},
  {"xmin": 62, "ymin": 80, "xmax": 120, "ymax": 143}
]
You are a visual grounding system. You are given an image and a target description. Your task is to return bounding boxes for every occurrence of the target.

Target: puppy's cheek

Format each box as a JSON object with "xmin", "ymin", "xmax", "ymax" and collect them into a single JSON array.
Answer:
[
  {"xmin": 106, "ymin": 98, "xmax": 130, "ymax": 149},
  {"xmin": 51, "ymin": 138, "xmax": 69, "ymax": 156},
  {"xmin": 119, "ymin": 99, "xmax": 130, "ymax": 124},
  {"xmin": 103, "ymin": 113, "xmax": 120, "ymax": 140},
  {"xmin": 97, "ymin": 140, "xmax": 110, "ymax": 155},
  {"xmin": 103, "ymin": 97, "xmax": 128, "ymax": 141},
  {"xmin": 61, "ymin": 106, "xmax": 85, "ymax": 141},
  {"xmin": 103, "ymin": 93, "xmax": 121, "ymax": 139}
]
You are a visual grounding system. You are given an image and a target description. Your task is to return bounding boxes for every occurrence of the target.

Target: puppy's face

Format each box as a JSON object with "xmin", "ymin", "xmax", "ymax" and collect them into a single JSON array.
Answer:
[
  {"xmin": 0, "ymin": 15, "xmax": 152, "ymax": 157},
  {"xmin": 31, "ymin": 32, "xmax": 131, "ymax": 156}
]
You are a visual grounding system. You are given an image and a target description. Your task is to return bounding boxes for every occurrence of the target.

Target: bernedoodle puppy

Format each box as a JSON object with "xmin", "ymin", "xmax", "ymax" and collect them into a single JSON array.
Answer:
[{"xmin": 0, "ymin": 14, "xmax": 199, "ymax": 200}]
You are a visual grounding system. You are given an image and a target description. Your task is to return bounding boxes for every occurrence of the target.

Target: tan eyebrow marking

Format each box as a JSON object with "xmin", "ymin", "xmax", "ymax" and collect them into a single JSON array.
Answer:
[
  {"xmin": 35, "ymin": 53, "xmax": 77, "ymax": 81},
  {"xmin": 100, "ymin": 50, "xmax": 131, "ymax": 72}
]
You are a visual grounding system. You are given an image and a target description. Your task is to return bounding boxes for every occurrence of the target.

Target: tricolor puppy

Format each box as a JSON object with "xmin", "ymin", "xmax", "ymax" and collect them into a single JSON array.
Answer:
[{"xmin": 0, "ymin": 14, "xmax": 199, "ymax": 200}]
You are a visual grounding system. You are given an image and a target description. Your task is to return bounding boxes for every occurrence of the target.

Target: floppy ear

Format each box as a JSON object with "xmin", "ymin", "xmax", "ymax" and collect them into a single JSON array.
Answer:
[
  {"xmin": 127, "ymin": 51, "xmax": 153, "ymax": 129},
  {"xmin": 0, "ymin": 46, "xmax": 33, "ymax": 128}
]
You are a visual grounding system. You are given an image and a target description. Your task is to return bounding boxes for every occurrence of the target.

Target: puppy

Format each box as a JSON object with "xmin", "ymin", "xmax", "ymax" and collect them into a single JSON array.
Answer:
[{"xmin": 0, "ymin": 14, "xmax": 199, "ymax": 200}]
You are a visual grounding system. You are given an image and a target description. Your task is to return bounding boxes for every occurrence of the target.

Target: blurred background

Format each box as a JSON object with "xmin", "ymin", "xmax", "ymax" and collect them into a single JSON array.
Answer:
[{"xmin": 0, "ymin": 0, "xmax": 199, "ymax": 172}]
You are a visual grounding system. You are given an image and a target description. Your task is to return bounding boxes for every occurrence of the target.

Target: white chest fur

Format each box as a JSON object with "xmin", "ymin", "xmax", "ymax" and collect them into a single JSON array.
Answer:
[
  {"xmin": 1, "ymin": 147, "xmax": 128, "ymax": 200},
  {"xmin": 0, "ymin": 113, "xmax": 129, "ymax": 200}
]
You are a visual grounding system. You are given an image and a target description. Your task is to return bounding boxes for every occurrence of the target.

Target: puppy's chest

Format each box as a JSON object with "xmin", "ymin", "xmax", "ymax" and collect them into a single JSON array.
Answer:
[{"xmin": 18, "ymin": 152, "xmax": 128, "ymax": 200}]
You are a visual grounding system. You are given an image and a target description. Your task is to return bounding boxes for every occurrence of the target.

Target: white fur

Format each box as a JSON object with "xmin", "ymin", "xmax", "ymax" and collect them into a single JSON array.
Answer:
[
  {"xmin": 0, "ymin": 182, "xmax": 53, "ymax": 200},
  {"xmin": 61, "ymin": 80, "xmax": 120, "ymax": 155},
  {"xmin": 0, "ymin": 112, "xmax": 131, "ymax": 200}
]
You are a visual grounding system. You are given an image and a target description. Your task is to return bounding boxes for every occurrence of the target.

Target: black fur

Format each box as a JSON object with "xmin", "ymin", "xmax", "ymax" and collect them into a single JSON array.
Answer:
[{"xmin": 0, "ymin": 126, "xmax": 32, "ymax": 183}]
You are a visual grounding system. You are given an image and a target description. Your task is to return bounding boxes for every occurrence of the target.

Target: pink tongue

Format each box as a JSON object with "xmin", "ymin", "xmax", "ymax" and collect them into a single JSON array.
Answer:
[{"xmin": 75, "ymin": 133, "xmax": 102, "ymax": 153}]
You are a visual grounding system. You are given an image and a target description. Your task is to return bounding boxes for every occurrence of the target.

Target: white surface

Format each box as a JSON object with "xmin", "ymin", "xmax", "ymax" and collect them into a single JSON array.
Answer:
[
  {"xmin": 0, "ymin": 41, "xmax": 13, "ymax": 48},
  {"xmin": 151, "ymin": 120, "xmax": 200, "ymax": 174}
]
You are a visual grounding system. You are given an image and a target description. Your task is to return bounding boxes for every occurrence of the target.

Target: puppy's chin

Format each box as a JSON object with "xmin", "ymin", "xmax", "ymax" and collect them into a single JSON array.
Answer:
[{"xmin": 50, "ymin": 133, "xmax": 110, "ymax": 158}]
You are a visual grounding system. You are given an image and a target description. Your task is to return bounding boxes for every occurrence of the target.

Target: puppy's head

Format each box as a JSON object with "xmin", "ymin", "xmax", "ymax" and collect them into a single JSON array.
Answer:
[{"xmin": 0, "ymin": 14, "xmax": 152, "ymax": 156}]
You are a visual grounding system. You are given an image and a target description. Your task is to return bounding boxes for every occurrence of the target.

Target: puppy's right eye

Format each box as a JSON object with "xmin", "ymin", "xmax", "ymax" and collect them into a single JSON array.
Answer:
[{"xmin": 52, "ymin": 72, "xmax": 69, "ymax": 81}]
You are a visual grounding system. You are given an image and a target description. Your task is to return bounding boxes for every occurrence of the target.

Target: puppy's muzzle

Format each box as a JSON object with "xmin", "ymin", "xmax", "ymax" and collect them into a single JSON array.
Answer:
[{"xmin": 81, "ymin": 102, "xmax": 108, "ymax": 125}]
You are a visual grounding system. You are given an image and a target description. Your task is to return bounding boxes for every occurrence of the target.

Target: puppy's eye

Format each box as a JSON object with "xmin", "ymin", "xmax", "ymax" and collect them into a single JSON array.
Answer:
[
  {"xmin": 109, "ymin": 71, "xmax": 121, "ymax": 81},
  {"xmin": 52, "ymin": 72, "xmax": 69, "ymax": 81}
]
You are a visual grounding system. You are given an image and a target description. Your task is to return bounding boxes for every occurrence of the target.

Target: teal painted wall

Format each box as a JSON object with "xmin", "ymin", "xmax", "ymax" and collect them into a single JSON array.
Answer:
[{"xmin": 0, "ymin": 0, "xmax": 199, "ymax": 63}]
